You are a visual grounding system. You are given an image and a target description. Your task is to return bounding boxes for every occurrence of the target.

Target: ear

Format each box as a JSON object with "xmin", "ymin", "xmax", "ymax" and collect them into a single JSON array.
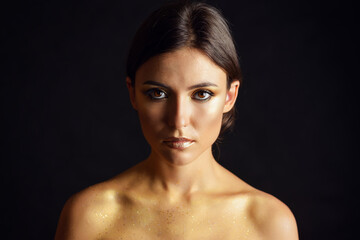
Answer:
[
  {"xmin": 223, "ymin": 80, "xmax": 240, "ymax": 113},
  {"xmin": 126, "ymin": 77, "xmax": 137, "ymax": 110}
]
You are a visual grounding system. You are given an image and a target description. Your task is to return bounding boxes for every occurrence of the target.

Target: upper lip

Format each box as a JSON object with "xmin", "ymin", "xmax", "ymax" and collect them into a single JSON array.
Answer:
[{"xmin": 163, "ymin": 137, "xmax": 194, "ymax": 142}]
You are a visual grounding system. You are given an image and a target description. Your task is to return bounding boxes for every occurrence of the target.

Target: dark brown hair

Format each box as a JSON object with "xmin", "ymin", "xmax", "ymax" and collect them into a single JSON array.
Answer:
[{"xmin": 126, "ymin": 0, "xmax": 242, "ymax": 140}]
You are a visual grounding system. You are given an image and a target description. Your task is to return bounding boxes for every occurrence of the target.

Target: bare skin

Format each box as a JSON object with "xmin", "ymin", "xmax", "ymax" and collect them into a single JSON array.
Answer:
[
  {"xmin": 55, "ymin": 48, "xmax": 298, "ymax": 240},
  {"xmin": 55, "ymin": 160, "xmax": 298, "ymax": 240}
]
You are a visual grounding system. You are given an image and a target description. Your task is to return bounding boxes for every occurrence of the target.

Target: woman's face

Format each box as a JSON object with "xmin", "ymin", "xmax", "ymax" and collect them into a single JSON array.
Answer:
[{"xmin": 127, "ymin": 47, "xmax": 239, "ymax": 166}]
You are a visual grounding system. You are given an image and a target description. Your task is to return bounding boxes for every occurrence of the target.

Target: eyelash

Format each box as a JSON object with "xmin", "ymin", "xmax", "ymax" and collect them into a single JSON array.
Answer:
[
  {"xmin": 145, "ymin": 88, "xmax": 214, "ymax": 101},
  {"xmin": 145, "ymin": 88, "xmax": 168, "ymax": 100},
  {"xmin": 192, "ymin": 90, "xmax": 214, "ymax": 101}
]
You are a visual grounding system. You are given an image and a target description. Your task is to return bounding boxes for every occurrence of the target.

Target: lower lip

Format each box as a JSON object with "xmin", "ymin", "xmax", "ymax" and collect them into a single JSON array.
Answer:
[{"xmin": 163, "ymin": 140, "xmax": 194, "ymax": 150}]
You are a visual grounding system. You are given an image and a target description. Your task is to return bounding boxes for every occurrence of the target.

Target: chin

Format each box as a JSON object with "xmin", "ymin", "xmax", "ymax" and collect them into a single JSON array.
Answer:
[
  {"xmin": 152, "ymin": 144, "xmax": 209, "ymax": 167},
  {"xmin": 160, "ymin": 151, "xmax": 195, "ymax": 166}
]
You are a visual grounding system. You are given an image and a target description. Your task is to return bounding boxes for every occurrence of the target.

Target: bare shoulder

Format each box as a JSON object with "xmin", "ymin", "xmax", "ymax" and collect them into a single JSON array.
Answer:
[
  {"xmin": 218, "ymin": 167, "xmax": 298, "ymax": 239},
  {"xmin": 245, "ymin": 189, "xmax": 299, "ymax": 240},
  {"xmin": 54, "ymin": 166, "xmax": 140, "ymax": 240},
  {"xmin": 54, "ymin": 178, "xmax": 119, "ymax": 240}
]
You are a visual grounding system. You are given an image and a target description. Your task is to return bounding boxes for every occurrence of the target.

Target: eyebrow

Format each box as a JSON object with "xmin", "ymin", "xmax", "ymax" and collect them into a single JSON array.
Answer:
[{"xmin": 143, "ymin": 80, "xmax": 218, "ymax": 90}]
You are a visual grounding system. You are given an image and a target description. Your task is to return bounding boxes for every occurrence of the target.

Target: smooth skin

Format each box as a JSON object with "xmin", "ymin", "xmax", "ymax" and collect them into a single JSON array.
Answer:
[{"xmin": 55, "ymin": 47, "xmax": 298, "ymax": 240}]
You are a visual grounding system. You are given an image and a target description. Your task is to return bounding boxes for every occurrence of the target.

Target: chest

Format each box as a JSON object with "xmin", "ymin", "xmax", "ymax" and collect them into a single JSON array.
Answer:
[{"xmin": 97, "ymin": 202, "xmax": 258, "ymax": 240}]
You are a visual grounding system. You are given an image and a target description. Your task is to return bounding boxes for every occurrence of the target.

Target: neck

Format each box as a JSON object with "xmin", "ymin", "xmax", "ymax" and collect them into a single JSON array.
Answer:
[{"xmin": 142, "ymin": 148, "xmax": 220, "ymax": 197}]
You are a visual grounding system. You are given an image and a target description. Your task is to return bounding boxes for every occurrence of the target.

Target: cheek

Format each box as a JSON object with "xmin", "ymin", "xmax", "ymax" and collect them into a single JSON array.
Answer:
[
  {"xmin": 137, "ymin": 103, "xmax": 165, "ymax": 137},
  {"xmin": 193, "ymin": 100, "xmax": 224, "ymax": 140}
]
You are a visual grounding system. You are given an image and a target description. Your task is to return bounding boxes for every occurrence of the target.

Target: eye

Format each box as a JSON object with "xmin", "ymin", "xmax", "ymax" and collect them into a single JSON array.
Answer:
[
  {"xmin": 192, "ymin": 90, "xmax": 214, "ymax": 101},
  {"xmin": 146, "ymin": 88, "xmax": 167, "ymax": 100}
]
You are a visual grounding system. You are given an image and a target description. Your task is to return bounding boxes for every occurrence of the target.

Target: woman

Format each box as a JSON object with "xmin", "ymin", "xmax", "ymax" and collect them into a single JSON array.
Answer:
[{"xmin": 55, "ymin": 1, "xmax": 298, "ymax": 239}]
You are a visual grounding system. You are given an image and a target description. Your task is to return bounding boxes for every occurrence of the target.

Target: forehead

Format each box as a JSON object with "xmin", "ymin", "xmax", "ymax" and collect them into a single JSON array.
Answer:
[{"xmin": 135, "ymin": 48, "xmax": 227, "ymax": 87}]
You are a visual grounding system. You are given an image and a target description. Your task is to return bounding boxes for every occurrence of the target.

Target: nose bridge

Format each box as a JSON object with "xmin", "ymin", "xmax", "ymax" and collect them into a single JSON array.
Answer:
[{"xmin": 168, "ymin": 94, "xmax": 190, "ymax": 129}]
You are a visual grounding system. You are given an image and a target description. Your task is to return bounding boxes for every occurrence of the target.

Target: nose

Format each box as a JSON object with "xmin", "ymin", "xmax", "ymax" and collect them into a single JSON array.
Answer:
[{"xmin": 167, "ymin": 95, "xmax": 190, "ymax": 129}]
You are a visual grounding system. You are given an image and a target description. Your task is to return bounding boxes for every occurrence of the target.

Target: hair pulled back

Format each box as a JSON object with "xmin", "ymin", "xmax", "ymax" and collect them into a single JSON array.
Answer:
[{"xmin": 126, "ymin": 0, "xmax": 242, "ymax": 140}]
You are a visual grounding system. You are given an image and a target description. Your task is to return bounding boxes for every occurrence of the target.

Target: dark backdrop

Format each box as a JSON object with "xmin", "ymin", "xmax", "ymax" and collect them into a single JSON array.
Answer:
[{"xmin": 2, "ymin": 0, "xmax": 357, "ymax": 239}]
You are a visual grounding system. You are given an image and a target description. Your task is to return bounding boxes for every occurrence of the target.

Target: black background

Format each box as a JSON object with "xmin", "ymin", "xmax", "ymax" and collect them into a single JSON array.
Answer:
[{"xmin": 2, "ymin": 0, "xmax": 357, "ymax": 239}]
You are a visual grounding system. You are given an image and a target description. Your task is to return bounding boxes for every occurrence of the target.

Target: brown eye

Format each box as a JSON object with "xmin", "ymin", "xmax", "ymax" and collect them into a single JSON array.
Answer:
[
  {"xmin": 193, "ymin": 90, "xmax": 213, "ymax": 101},
  {"xmin": 153, "ymin": 90, "xmax": 162, "ymax": 97},
  {"xmin": 146, "ymin": 88, "xmax": 167, "ymax": 100}
]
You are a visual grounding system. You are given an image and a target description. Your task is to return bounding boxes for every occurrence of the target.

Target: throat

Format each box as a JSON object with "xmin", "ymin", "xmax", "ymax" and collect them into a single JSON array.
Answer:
[{"xmin": 142, "ymin": 150, "xmax": 220, "ymax": 196}]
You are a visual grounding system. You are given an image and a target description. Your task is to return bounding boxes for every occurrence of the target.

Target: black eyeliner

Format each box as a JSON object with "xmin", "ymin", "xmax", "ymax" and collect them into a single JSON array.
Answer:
[{"xmin": 144, "ymin": 88, "xmax": 168, "ymax": 100}]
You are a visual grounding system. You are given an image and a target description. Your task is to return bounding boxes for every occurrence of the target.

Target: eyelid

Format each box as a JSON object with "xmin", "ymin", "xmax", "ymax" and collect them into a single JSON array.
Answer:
[
  {"xmin": 145, "ymin": 88, "xmax": 168, "ymax": 100},
  {"xmin": 192, "ymin": 89, "xmax": 214, "ymax": 101}
]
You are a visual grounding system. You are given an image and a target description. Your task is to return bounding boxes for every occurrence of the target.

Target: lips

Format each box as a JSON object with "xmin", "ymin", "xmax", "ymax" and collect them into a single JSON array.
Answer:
[{"xmin": 163, "ymin": 137, "xmax": 194, "ymax": 150}]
